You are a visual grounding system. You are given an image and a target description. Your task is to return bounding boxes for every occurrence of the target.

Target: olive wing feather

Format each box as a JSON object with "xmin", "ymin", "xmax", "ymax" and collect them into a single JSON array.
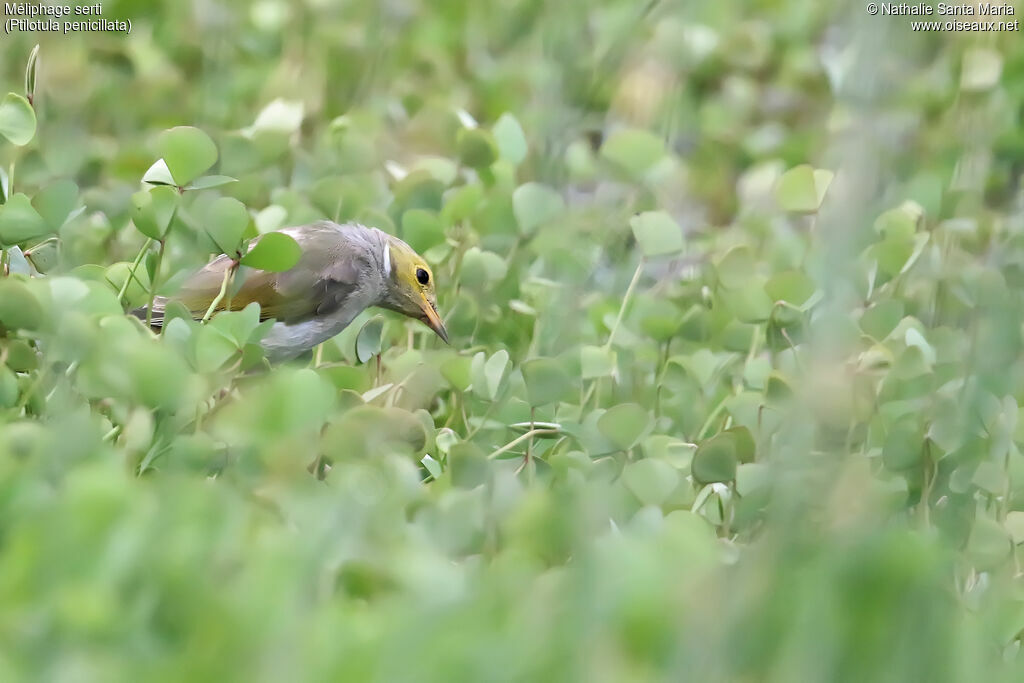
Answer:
[{"xmin": 143, "ymin": 224, "xmax": 371, "ymax": 326}]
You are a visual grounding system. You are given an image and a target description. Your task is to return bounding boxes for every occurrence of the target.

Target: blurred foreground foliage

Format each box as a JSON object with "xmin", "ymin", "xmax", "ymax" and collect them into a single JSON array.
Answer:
[{"xmin": 3, "ymin": 0, "xmax": 1024, "ymax": 680}]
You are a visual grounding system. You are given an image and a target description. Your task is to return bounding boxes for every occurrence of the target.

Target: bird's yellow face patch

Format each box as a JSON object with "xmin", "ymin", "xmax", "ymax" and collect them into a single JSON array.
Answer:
[{"xmin": 384, "ymin": 239, "xmax": 448, "ymax": 343}]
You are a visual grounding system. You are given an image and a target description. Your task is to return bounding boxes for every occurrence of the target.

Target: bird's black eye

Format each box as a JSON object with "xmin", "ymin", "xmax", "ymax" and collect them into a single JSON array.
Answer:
[{"xmin": 416, "ymin": 268, "xmax": 430, "ymax": 285}]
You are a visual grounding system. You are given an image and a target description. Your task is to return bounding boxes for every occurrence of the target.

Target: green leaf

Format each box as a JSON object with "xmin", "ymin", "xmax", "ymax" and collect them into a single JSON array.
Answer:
[
  {"xmin": 0, "ymin": 366, "xmax": 18, "ymax": 409},
  {"xmin": 471, "ymin": 350, "xmax": 509, "ymax": 401},
  {"xmin": 600, "ymin": 128, "xmax": 665, "ymax": 179},
  {"xmin": 765, "ymin": 270, "xmax": 815, "ymax": 306},
  {"xmin": 24, "ymin": 238, "xmax": 59, "ymax": 274},
  {"xmin": 967, "ymin": 514, "xmax": 1012, "ymax": 570},
  {"xmin": 131, "ymin": 186, "xmax": 178, "ymax": 240},
  {"xmin": 860, "ymin": 300, "xmax": 904, "ymax": 340},
  {"xmin": 247, "ymin": 99, "xmax": 304, "ymax": 135},
  {"xmin": 459, "ymin": 247, "xmax": 508, "ymax": 287},
  {"xmin": 881, "ymin": 417, "xmax": 923, "ymax": 471},
  {"xmin": 484, "ymin": 350, "xmax": 510, "ymax": 400},
  {"xmin": 24, "ymin": 44, "xmax": 39, "ymax": 103},
  {"xmin": 421, "ymin": 454, "xmax": 443, "ymax": 480},
  {"xmin": 715, "ymin": 245, "xmax": 755, "ymax": 289},
  {"xmin": 623, "ymin": 459, "xmax": 680, "ymax": 505},
  {"xmin": 401, "ymin": 209, "xmax": 446, "ymax": 253},
  {"xmin": 441, "ymin": 355, "xmax": 472, "ymax": 391},
  {"xmin": 874, "ymin": 203, "xmax": 922, "ymax": 240},
  {"xmin": 775, "ymin": 164, "xmax": 833, "ymax": 213},
  {"xmin": 205, "ymin": 197, "xmax": 250, "ymax": 255},
  {"xmin": 521, "ymin": 357, "xmax": 573, "ymax": 407},
  {"xmin": 456, "ymin": 128, "xmax": 498, "ymax": 169},
  {"xmin": 240, "ymin": 232, "xmax": 302, "ymax": 272},
  {"xmin": 142, "ymin": 159, "xmax": 176, "ymax": 186},
  {"xmin": 209, "ymin": 303, "xmax": 262, "ymax": 347},
  {"xmin": 581, "ymin": 345, "xmax": 616, "ymax": 379},
  {"xmin": 493, "ymin": 113, "xmax": 528, "ymax": 165},
  {"xmin": 193, "ymin": 325, "xmax": 239, "ymax": 373},
  {"xmin": 630, "ymin": 211, "xmax": 684, "ymax": 257},
  {"xmin": 0, "ymin": 93, "xmax": 36, "ymax": 146},
  {"xmin": 597, "ymin": 403, "xmax": 651, "ymax": 451},
  {"xmin": 0, "ymin": 279, "xmax": 43, "ymax": 331},
  {"xmin": 1006, "ymin": 511, "xmax": 1024, "ymax": 545},
  {"xmin": 186, "ymin": 175, "xmax": 238, "ymax": 190},
  {"xmin": 512, "ymin": 183, "xmax": 565, "ymax": 235},
  {"xmin": 693, "ymin": 429, "xmax": 752, "ymax": 485},
  {"xmin": 356, "ymin": 317, "xmax": 384, "ymax": 363},
  {"xmin": 692, "ymin": 432, "xmax": 739, "ymax": 485},
  {"xmin": 157, "ymin": 126, "xmax": 218, "ymax": 186},
  {"xmin": 0, "ymin": 193, "xmax": 49, "ymax": 246},
  {"xmin": 33, "ymin": 179, "xmax": 79, "ymax": 232}
]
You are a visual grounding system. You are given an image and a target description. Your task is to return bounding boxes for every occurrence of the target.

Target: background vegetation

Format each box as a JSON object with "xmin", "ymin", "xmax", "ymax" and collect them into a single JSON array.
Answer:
[{"xmin": 2, "ymin": 0, "xmax": 1024, "ymax": 680}]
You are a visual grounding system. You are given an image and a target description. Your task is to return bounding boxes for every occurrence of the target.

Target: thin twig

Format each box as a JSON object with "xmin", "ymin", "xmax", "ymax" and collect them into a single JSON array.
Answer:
[
  {"xmin": 201, "ymin": 262, "xmax": 237, "ymax": 323},
  {"xmin": 145, "ymin": 239, "xmax": 166, "ymax": 326},
  {"xmin": 117, "ymin": 238, "xmax": 154, "ymax": 305},
  {"xmin": 487, "ymin": 429, "xmax": 560, "ymax": 460}
]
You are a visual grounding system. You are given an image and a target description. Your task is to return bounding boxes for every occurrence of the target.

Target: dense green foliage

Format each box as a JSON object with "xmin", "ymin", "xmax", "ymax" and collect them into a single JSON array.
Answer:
[{"xmin": 2, "ymin": 1, "xmax": 1024, "ymax": 680}]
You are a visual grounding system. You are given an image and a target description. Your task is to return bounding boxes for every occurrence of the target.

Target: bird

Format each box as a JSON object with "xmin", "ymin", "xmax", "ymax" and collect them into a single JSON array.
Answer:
[{"xmin": 136, "ymin": 221, "xmax": 448, "ymax": 361}]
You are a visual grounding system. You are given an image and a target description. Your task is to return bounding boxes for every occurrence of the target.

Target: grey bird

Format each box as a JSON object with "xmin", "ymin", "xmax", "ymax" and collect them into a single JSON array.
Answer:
[{"xmin": 139, "ymin": 221, "xmax": 448, "ymax": 361}]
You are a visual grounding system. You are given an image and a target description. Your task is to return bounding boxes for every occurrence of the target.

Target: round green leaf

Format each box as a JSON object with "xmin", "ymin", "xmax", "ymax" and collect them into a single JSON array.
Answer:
[
  {"xmin": 597, "ymin": 403, "xmax": 652, "ymax": 451},
  {"xmin": 0, "ymin": 93, "xmax": 36, "ymax": 146},
  {"xmin": 355, "ymin": 317, "xmax": 384, "ymax": 363},
  {"xmin": 630, "ymin": 211, "xmax": 684, "ymax": 257},
  {"xmin": 493, "ymin": 113, "xmax": 528, "ymax": 165},
  {"xmin": 132, "ymin": 186, "xmax": 179, "ymax": 240},
  {"xmin": 860, "ymin": 300, "xmax": 904, "ymax": 340},
  {"xmin": 401, "ymin": 209, "xmax": 446, "ymax": 253},
  {"xmin": 0, "ymin": 279, "xmax": 43, "ymax": 331},
  {"xmin": 776, "ymin": 164, "xmax": 833, "ymax": 213},
  {"xmin": 459, "ymin": 247, "xmax": 508, "ymax": 287},
  {"xmin": 239, "ymin": 231, "xmax": 302, "ymax": 272},
  {"xmin": 600, "ymin": 128, "xmax": 665, "ymax": 179},
  {"xmin": 33, "ymin": 179, "xmax": 79, "ymax": 232},
  {"xmin": 157, "ymin": 126, "xmax": 219, "ymax": 186},
  {"xmin": 24, "ymin": 239, "xmax": 59, "ymax": 274},
  {"xmin": 623, "ymin": 459, "xmax": 680, "ymax": 505},
  {"xmin": 456, "ymin": 128, "xmax": 498, "ymax": 169},
  {"xmin": 512, "ymin": 183, "xmax": 564, "ymax": 235},
  {"xmin": 581, "ymin": 345, "xmax": 616, "ymax": 379},
  {"xmin": 470, "ymin": 349, "xmax": 509, "ymax": 401},
  {"xmin": 692, "ymin": 432, "xmax": 740, "ymax": 484},
  {"xmin": 715, "ymin": 245, "xmax": 755, "ymax": 289},
  {"xmin": 882, "ymin": 417, "xmax": 924, "ymax": 471},
  {"xmin": 765, "ymin": 270, "xmax": 815, "ymax": 306},
  {"xmin": 0, "ymin": 193, "xmax": 49, "ymax": 246},
  {"xmin": 205, "ymin": 197, "xmax": 251, "ymax": 256},
  {"xmin": 521, "ymin": 357, "xmax": 573, "ymax": 407}
]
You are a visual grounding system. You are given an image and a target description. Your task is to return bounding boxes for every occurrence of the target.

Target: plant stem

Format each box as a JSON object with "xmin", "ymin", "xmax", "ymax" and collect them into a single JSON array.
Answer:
[
  {"xmin": 697, "ymin": 393, "xmax": 731, "ymax": 440},
  {"xmin": 526, "ymin": 406, "xmax": 536, "ymax": 468},
  {"xmin": 578, "ymin": 258, "xmax": 646, "ymax": 408},
  {"xmin": 145, "ymin": 240, "xmax": 166, "ymax": 326},
  {"xmin": 604, "ymin": 258, "xmax": 645, "ymax": 352},
  {"xmin": 118, "ymin": 238, "xmax": 154, "ymax": 305},
  {"xmin": 487, "ymin": 428, "xmax": 559, "ymax": 460},
  {"xmin": 201, "ymin": 263, "xmax": 237, "ymax": 323}
]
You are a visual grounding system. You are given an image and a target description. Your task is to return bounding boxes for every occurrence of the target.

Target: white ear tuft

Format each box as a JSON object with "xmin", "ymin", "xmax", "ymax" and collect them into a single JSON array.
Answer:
[{"xmin": 382, "ymin": 242, "xmax": 392, "ymax": 277}]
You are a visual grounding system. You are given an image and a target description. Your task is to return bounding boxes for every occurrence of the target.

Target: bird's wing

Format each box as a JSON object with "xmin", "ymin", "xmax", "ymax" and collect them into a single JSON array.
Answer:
[{"xmin": 145, "ymin": 225, "xmax": 372, "ymax": 326}]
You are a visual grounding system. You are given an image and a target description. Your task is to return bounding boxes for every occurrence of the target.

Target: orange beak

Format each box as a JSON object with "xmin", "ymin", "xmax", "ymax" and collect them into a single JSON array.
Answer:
[{"xmin": 419, "ymin": 298, "xmax": 449, "ymax": 344}]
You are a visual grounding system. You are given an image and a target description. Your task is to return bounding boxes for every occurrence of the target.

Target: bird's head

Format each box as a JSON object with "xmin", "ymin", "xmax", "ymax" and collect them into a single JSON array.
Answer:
[{"xmin": 378, "ymin": 235, "xmax": 448, "ymax": 343}]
